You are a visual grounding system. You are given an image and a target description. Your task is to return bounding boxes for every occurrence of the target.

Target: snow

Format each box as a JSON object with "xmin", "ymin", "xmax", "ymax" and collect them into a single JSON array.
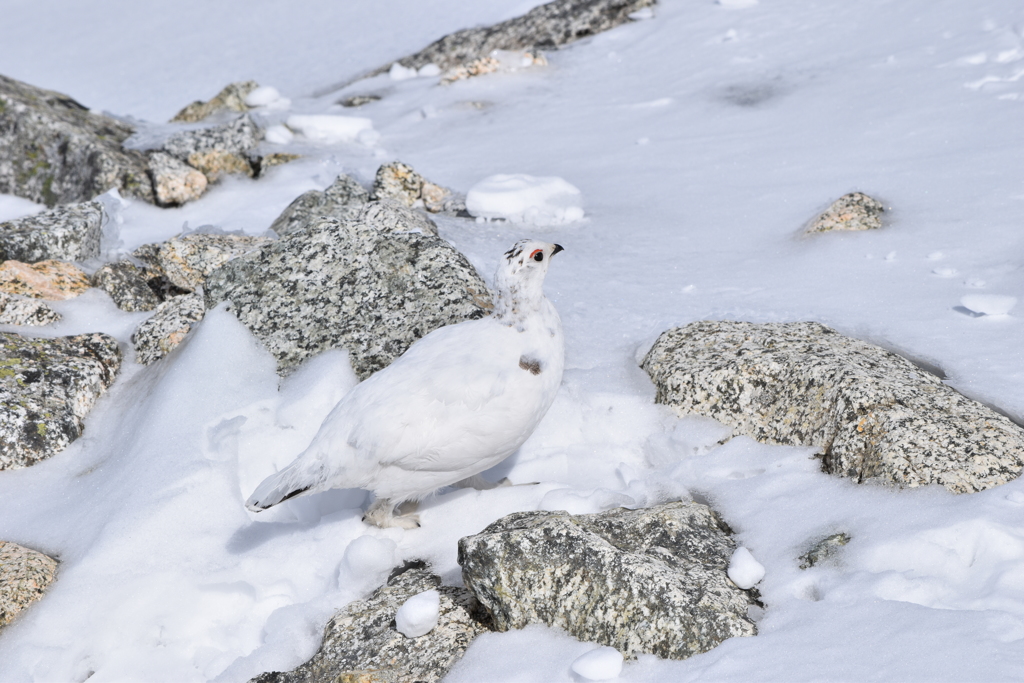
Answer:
[
  {"xmin": 727, "ymin": 547, "xmax": 766, "ymax": 590},
  {"xmin": 960, "ymin": 294, "xmax": 1017, "ymax": 316},
  {"xmin": 0, "ymin": 195, "xmax": 44, "ymax": 223},
  {"xmin": 285, "ymin": 114, "xmax": 375, "ymax": 144},
  {"xmin": 394, "ymin": 589, "xmax": 441, "ymax": 638},
  {"xmin": 1, "ymin": 0, "xmax": 1024, "ymax": 681},
  {"xmin": 263, "ymin": 124, "xmax": 295, "ymax": 145},
  {"xmin": 466, "ymin": 174, "xmax": 584, "ymax": 225},
  {"xmin": 244, "ymin": 86, "xmax": 290, "ymax": 111},
  {"xmin": 570, "ymin": 646, "xmax": 624, "ymax": 680}
]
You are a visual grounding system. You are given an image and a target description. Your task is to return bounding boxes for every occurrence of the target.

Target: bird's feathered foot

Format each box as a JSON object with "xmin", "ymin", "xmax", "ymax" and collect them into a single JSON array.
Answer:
[{"xmin": 363, "ymin": 498, "xmax": 420, "ymax": 529}]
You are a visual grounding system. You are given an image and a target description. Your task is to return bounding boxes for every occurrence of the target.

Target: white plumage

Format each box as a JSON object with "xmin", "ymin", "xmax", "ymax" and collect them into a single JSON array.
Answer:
[{"xmin": 246, "ymin": 239, "xmax": 565, "ymax": 528}]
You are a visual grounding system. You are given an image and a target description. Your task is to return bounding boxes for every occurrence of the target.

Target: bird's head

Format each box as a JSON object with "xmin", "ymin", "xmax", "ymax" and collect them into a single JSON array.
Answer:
[{"xmin": 494, "ymin": 239, "xmax": 564, "ymax": 322}]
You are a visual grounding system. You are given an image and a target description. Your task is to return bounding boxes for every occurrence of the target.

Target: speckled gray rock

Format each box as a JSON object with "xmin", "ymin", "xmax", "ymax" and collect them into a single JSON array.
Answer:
[
  {"xmin": 368, "ymin": 0, "xmax": 654, "ymax": 77},
  {"xmin": 0, "ymin": 201, "xmax": 103, "ymax": 263},
  {"xmin": 0, "ymin": 293, "xmax": 60, "ymax": 326},
  {"xmin": 799, "ymin": 533, "xmax": 851, "ymax": 569},
  {"xmin": 250, "ymin": 565, "xmax": 489, "ymax": 683},
  {"xmin": 805, "ymin": 192, "xmax": 884, "ymax": 234},
  {"xmin": 131, "ymin": 293, "xmax": 205, "ymax": 365},
  {"xmin": 0, "ymin": 332, "xmax": 121, "ymax": 469},
  {"xmin": 92, "ymin": 260, "xmax": 160, "ymax": 312},
  {"xmin": 268, "ymin": 173, "xmax": 369, "ymax": 236},
  {"xmin": 205, "ymin": 202, "xmax": 491, "ymax": 379},
  {"xmin": 0, "ymin": 541, "xmax": 58, "ymax": 630},
  {"xmin": 371, "ymin": 162, "xmax": 465, "ymax": 215},
  {"xmin": 642, "ymin": 321, "xmax": 1024, "ymax": 494},
  {"xmin": 162, "ymin": 114, "xmax": 260, "ymax": 180},
  {"xmin": 149, "ymin": 233, "xmax": 272, "ymax": 291},
  {"xmin": 459, "ymin": 502, "xmax": 757, "ymax": 660},
  {"xmin": 0, "ymin": 73, "xmax": 154, "ymax": 206},
  {"xmin": 170, "ymin": 80, "xmax": 259, "ymax": 123},
  {"xmin": 147, "ymin": 151, "xmax": 207, "ymax": 206}
]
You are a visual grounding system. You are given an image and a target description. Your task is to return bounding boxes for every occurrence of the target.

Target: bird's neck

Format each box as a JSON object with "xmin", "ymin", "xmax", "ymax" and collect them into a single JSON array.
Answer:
[{"xmin": 493, "ymin": 274, "xmax": 546, "ymax": 327}]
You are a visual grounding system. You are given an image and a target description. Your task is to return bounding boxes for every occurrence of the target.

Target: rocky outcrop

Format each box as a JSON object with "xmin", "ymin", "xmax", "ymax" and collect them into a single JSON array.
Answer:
[
  {"xmin": 268, "ymin": 173, "xmax": 369, "ymax": 236},
  {"xmin": 0, "ymin": 293, "xmax": 60, "ymax": 326},
  {"xmin": 0, "ymin": 73, "xmax": 153, "ymax": 206},
  {"xmin": 170, "ymin": 81, "xmax": 259, "ymax": 123},
  {"xmin": 131, "ymin": 293, "xmax": 205, "ymax": 365},
  {"xmin": 459, "ymin": 502, "xmax": 758, "ymax": 660},
  {"xmin": 137, "ymin": 233, "xmax": 272, "ymax": 292},
  {"xmin": 206, "ymin": 202, "xmax": 492, "ymax": 379},
  {"xmin": 251, "ymin": 564, "xmax": 488, "ymax": 683},
  {"xmin": 0, "ymin": 201, "xmax": 104, "ymax": 263},
  {"xmin": 0, "ymin": 541, "xmax": 58, "ymax": 629},
  {"xmin": 642, "ymin": 321, "xmax": 1024, "ymax": 494},
  {"xmin": 372, "ymin": 162, "xmax": 465, "ymax": 214},
  {"xmin": 0, "ymin": 332, "xmax": 121, "ymax": 469},
  {"xmin": 805, "ymin": 192, "xmax": 884, "ymax": 234},
  {"xmin": 91, "ymin": 260, "xmax": 161, "ymax": 312},
  {"xmin": 162, "ymin": 114, "xmax": 261, "ymax": 181},
  {"xmin": 364, "ymin": 0, "xmax": 654, "ymax": 79},
  {"xmin": 0, "ymin": 260, "xmax": 90, "ymax": 300},
  {"xmin": 147, "ymin": 152, "xmax": 208, "ymax": 206}
]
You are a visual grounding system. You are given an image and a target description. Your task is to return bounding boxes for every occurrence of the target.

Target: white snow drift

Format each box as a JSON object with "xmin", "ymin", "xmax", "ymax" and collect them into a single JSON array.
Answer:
[{"xmin": 466, "ymin": 174, "xmax": 584, "ymax": 225}]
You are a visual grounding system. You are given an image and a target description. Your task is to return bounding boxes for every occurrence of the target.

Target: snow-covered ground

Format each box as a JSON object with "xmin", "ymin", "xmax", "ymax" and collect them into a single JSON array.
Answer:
[{"xmin": 3, "ymin": 0, "xmax": 1024, "ymax": 680}]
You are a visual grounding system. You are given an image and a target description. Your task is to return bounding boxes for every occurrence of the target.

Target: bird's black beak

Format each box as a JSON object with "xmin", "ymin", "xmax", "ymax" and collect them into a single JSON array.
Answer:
[{"xmin": 552, "ymin": 244, "xmax": 564, "ymax": 256}]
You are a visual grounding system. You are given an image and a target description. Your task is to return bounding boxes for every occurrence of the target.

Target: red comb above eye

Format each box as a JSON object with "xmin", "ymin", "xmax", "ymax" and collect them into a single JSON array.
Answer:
[{"xmin": 530, "ymin": 249, "xmax": 542, "ymax": 258}]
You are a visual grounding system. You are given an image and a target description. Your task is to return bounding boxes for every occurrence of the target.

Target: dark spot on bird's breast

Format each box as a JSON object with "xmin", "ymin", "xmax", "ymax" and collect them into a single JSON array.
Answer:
[{"xmin": 519, "ymin": 356, "xmax": 542, "ymax": 375}]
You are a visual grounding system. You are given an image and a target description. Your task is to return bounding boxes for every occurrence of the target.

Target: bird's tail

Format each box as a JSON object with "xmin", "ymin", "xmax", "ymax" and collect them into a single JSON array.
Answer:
[{"xmin": 245, "ymin": 458, "xmax": 325, "ymax": 512}]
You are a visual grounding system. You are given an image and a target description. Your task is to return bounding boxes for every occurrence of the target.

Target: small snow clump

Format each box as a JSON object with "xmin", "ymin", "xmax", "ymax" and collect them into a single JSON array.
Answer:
[
  {"xmin": 395, "ymin": 589, "xmax": 441, "ymax": 638},
  {"xmin": 286, "ymin": 115, "xmax": 374, "ymax": 144},
  {"xmin": 418, "ymin": 63, "xmax": 441, "ymax": 77},
  {"xmin": 466, "ymin": 174, "xmax": 584, "ymax": 225},
  {"xmin": 728, "ymin": 547, "xmax": 765, "ymax": 589},
  {"xmin": 264, "ymin": 124, "xmax": 294, "ymax": 144},
  {"xmin": 341, "ymin": 535, "xmax": 397, "ymax": 579},
  {"xmin": 389, "ymin": 63, "xmax": 418, "ymax": 80},
  {"xmin": 961, "ymin": 295, "xmax": 1017, "ymax": 316},
  {"xmin": 570, "ymin": 646, "xmax": 623, "ymax": 681},
  {"xmin": 245, "ymin": 85, "xmax": 282, "ymax": 107}
]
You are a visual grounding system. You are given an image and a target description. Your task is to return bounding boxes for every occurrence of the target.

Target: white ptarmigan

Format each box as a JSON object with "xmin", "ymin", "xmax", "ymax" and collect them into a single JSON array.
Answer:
[{"xmin": 245, "ymin": 239, "xmax": 565, "ymax": 528}]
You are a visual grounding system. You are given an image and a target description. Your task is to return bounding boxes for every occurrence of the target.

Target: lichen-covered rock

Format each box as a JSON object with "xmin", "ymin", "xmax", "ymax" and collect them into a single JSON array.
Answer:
[
  {"xmin": 269, "ymin": 173, "xmax": 369, "ymax": 236},
  {"xmin": 91, "ymin": 260, "xmax": 161, "ymax": 312},
  {"xmin": 147, "ymin": 151, "xmax": 207, "ymax": 206},
  {"xmin": 459, "ymin": 502, "xmax": 758, "ymax": 660},
  {"xmin": 805, "ymin": 192, "xmax": 884, "ymax": 234},
  {"xmin": 799, "ymin": 533, "xmax": 851, "ymax": 569},
  {"xmin": 162, "ymin": 114, "xmax": 260, "ymax": 180},
  {"xmin": 371, "ymin": 162, "xmax": 465, "ymax": 214},
  {"xmin": 642, "ymin": 321, "xmax": 1024, "ymax": 494},
  {"xmin": 170, "ymin": 80, "xmax": 259, "ymax": 123},
  {"xmin": 205, "ymin": 202, "xmax": 491, "ymax": 378},
  {"xmin": 250, "ymin": 564, "xmax": 488, "ymax": 683},
  {"xmin": 0, "ymin": 332, "xmax": 121, "ymax": 469},
  {"xmin": 339, "ymin": 94, "xmax": 381, "ymax": 108},
  {"xmin": 257, "ymin": 153, "xmax": 302, "ymax": 173},
  {"xmin": 0, "ymin": 293, "xmax": 60, "ymax": 326},
  {"xmin": 0, "ymin": 541, "xmax": 58, "ymax": 629},
  {"xmin": 131, "ymin": 293, "xmax": 205, "ymax": 365},
  {"xmin": 149, "ymin": 233, "xmax": 272, "ymax": 291},
  {"xmin": 0, "ymin": 73, "xmax": 154, "ymax": 206},
  {"xmin": 0, "ymin": 260, "xmax": 90, "ymax": 300},
  {"xmin": 368, "ymin": 0, "xmax": 654, "ymax": 76},
  {"xmin": 0, "ymin": 201, "xmax": 103, "ymax": 263}
]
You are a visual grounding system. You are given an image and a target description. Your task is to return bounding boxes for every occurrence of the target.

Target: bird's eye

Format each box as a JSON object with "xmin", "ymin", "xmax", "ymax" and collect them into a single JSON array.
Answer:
[{"xmin": 531, "ymin": 250, "xmax": 544, "ymax": 262}]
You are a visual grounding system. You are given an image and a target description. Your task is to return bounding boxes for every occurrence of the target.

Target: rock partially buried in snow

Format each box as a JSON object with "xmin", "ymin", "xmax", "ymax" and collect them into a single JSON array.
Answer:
[
  {"xmin": 286, "ymin": 115, "xmax": 374, "ymax": 144},
  {"xmin": 466, "ymin": 174, "xmax": 583, "ymax": 225},
  {"xmin": 727, "ymin": 547, "xmax": 765, "ymax": 589},
  {"xmin": 147, "ymin": 151, "xmax": 208, "ymax": 206},
  {"xmin": 642, "ymin": 321, "xmax": 1024, "ymax": 493},
  {"xmin": 440, "ymin": 50, "xmax": 548, "ymax": 84},
  {"xmin": 0, "ymin": 73, "xmax": 154, "ymax": 206},
  {"xmin": 961, "ymin": 294, "xmax": 1017, "ymax": 316},
  {"xmin": 571, "ymin": 647, "xmax": 624, "ymax": 681},
  {"xmin": 0, "ymin": 260, "xmax": 90, "ymax": 300},
  {"xmin": 249, "ymin": 564, "xmax": 489, "ymax": 683},
  {"xmin": 0, "ymin": 332, "xmax": 121, "ymax": 469},
  {"xmin": 0, "ymin": 293, "xmax": 60, "ymax": 326},
  {"xmin": 162, "ymin": 114, "xmax": 261, "ymax": 180},
  {"xmin": 805, "ymin": 192, "xmax": 884, "ymax": 234},
  {"xmin": 131, "ymin": 293, "xmax": 205, "ymax": 365},
  {"xmin": 91, "ymin": 260, "xmax": 161, "ymax": 312},
  {"xmin": 458, "ymin": 502, "xmax": 758, "ymax": 660},
  {"xmin": 269, "ymin": 173, "xmax": 369, "ymax": 236},
  {"xmin": 396, "ymin": 589, "xmax": 442, "ymax": 638},
  {"xmin": 0, "ymin": 541, "xmax": 58, "ymax": 630},
  {"xmin": 145, "ymin": 233, "xmax": 272, "ymax": 292},
  {"xmin": 799, "ymin": 533, "xmax": 851, "ymax": 569},
  {"xmin": 0, "ymin": 201, "xmax": 104, "ymax": 263},
  {"xmin": 205, "ymin": 203, "xmax": 491, "ymax": 379},
  {"xmin": 170, "ymin": 80, "xmax": 259, "ymax": 123},
  {"xmin": 372, "ymin": 161, "xmax": 465, "ymax": 214}
]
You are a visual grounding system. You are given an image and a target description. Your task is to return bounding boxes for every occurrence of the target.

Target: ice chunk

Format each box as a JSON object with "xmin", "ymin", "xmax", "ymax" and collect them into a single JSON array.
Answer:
[
  {"xmin": 389, "ymin": 62, "xmax": 418, "ymax": 80},
  {"xmin": 727, "ymin": 547, "xmax": 765, "ymax": 589},
  {"xmin": 264, "ymin": 124, "xmax": 294, "ymax": 144},
  {"xmin": 245, "ymin": 85, "xmax": 281, "ymax": 107},
  {"xmin": 286, "ymin": 114, "xmax": 374, "ymax": 143},
  {"xmin": 466, "ymin": 174, "xmax": 584, "ymax": 226},
  {"xmin": 570, "ymin": 646, "xmax": 623, "ymax": 680},
  {"xmin": 395, "ymin": 589, "xmax": 440, "ymax": 638},
  {"xmin": 960, "ymin": 294, "xmax": 1017, "ymax": 316}
]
